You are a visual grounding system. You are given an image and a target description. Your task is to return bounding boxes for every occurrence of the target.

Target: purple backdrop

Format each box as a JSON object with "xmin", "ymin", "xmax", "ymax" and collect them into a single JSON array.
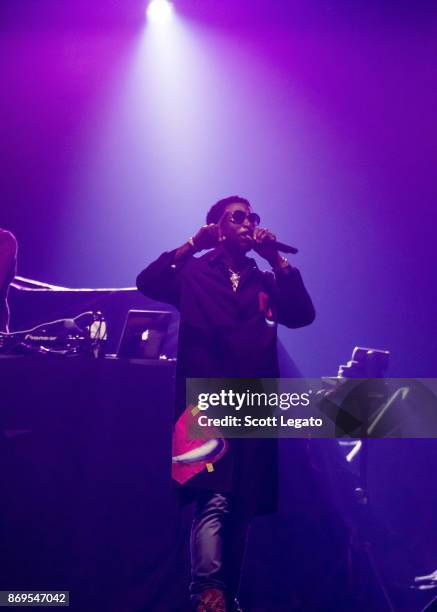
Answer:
[{"xmin": 2, "ymin": 0, "xmax": 436, "ymax": 377}]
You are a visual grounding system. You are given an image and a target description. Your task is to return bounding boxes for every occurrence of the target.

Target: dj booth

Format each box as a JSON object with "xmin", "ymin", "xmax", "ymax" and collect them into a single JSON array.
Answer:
[
  {"xmin": 0, "ymin": 279, "xmax": 192, "ymax": 611},
  {"xmin": 7, "ymin": 277, "xmax": 179, "ymax": 357}
]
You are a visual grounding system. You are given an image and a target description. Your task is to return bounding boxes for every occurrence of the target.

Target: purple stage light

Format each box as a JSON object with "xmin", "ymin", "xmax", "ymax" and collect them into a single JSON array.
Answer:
[{"xmin": 147, "ymin": 0, "xmax": 174, "ymax": 23}]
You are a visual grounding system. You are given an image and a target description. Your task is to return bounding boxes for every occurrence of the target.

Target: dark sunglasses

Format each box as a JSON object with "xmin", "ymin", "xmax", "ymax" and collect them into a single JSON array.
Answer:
[{"xmin": 229, "ymin": 210, "xmax": 261, "ymax": 226}]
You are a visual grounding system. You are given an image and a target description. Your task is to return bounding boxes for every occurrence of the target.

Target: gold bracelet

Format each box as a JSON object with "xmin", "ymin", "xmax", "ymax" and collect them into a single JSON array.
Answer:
[{"xmin": 273, "ymin": 256, "xmax": 291, "ymax": 270}]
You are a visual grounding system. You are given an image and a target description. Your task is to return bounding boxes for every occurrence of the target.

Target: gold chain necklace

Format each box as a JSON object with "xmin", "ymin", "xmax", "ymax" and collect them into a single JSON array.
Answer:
[{"xmin": 228, "ymin": 268, "xmax": 241, "ymax": 292}]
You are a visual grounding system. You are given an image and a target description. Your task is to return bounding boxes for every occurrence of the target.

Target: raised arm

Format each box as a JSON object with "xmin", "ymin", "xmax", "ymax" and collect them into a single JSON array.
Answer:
[
  {"xmin": 253, "ymin": 227, "xmax": 315, "ymax": 329},
  {"xmin": 136, "ymin": 224, "xmax": 221, "ymax": 307},
  {"xmin": 272, "ymin": 264, "xmax": 315, "ymax": 328}
]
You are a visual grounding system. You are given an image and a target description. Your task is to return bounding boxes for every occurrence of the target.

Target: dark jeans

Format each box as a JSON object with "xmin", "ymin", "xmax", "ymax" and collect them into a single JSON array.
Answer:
[{"xmin": 190, "ymin": 492, "xmax": 250, "ymax": 609}]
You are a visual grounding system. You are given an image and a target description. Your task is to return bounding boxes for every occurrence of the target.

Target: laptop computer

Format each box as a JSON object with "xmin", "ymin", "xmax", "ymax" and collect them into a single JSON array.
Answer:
[{"xmin": 117, "ymin": 310, "xmax": 171, "ymax": 360}]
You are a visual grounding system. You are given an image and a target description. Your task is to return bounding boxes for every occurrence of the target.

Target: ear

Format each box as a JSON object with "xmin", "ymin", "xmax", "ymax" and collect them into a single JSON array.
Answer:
[{"xmin": 217, "ymin": 211, "xmax": 227, "ymax": 241}]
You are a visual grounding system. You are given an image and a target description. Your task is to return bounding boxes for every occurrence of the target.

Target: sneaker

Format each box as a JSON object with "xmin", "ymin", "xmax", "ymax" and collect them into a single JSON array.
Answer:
[{"xmin": 195, "ymin": 588, "xmax": 227, "ymax": 612}]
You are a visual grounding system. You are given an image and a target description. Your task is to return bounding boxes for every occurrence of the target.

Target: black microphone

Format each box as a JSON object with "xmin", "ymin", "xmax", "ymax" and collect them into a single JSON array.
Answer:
[
  {"xmin": 248, "ymin": 232, "xmax": 299, "ymax": 254},
  {"xmin": 272, "ymin": 240, "xmax": 298, "ymax": 254}
]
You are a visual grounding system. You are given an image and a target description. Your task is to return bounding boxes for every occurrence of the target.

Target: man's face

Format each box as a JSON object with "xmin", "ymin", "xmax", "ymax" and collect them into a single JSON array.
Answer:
[{"xmin": 219, "ymin": 202, "xmax": 260, "ymax": 253}]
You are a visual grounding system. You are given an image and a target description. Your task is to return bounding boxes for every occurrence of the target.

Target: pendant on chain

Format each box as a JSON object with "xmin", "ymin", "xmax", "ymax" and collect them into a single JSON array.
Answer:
[{"xmin": 228, "ymin": 269, "xmax": 240, "ymax": 292}]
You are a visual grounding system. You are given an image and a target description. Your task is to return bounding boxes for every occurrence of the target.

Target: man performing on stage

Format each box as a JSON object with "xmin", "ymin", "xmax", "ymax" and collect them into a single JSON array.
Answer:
[
  {"xmin": 136, "ymin": 196, "xmax": 315, "ymax": 612},
  {"xmin": 0, "ymin": 228, "xmax": 18, "ymax": 332}
]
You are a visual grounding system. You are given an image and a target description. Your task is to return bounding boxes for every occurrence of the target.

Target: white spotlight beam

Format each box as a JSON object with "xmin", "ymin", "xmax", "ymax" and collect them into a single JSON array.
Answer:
[{"xmin": 147, "ymin": 0, "xmax": 174, "ymax": 23}]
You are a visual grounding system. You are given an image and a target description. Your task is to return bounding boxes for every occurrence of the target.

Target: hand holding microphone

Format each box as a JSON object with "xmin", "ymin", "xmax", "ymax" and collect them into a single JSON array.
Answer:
[{"xmin": 252, "ymin": 227, "xmax": 298, "ymax": 268}]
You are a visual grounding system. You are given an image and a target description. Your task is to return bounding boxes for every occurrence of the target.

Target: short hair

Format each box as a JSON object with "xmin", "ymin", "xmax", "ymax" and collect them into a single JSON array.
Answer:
[{"xmin": 206, "ymin": 196, "xmax": 250, "ymax": 225}]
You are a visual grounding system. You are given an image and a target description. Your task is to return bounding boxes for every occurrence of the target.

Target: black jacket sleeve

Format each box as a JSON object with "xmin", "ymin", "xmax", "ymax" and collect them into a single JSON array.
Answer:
[
  {"xmin": 136, "ymin": 250, "xmax": 181, "ymax": 308},
  {"xmin": 271, "ymin": 267, "xmax": 316, "ymax": 328}
]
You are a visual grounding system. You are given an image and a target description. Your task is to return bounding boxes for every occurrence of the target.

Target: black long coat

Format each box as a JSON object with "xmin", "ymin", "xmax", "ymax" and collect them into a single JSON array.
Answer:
[{"xmin": 137, "ymin": 246, "xmax": 315, "ymax": 517}]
